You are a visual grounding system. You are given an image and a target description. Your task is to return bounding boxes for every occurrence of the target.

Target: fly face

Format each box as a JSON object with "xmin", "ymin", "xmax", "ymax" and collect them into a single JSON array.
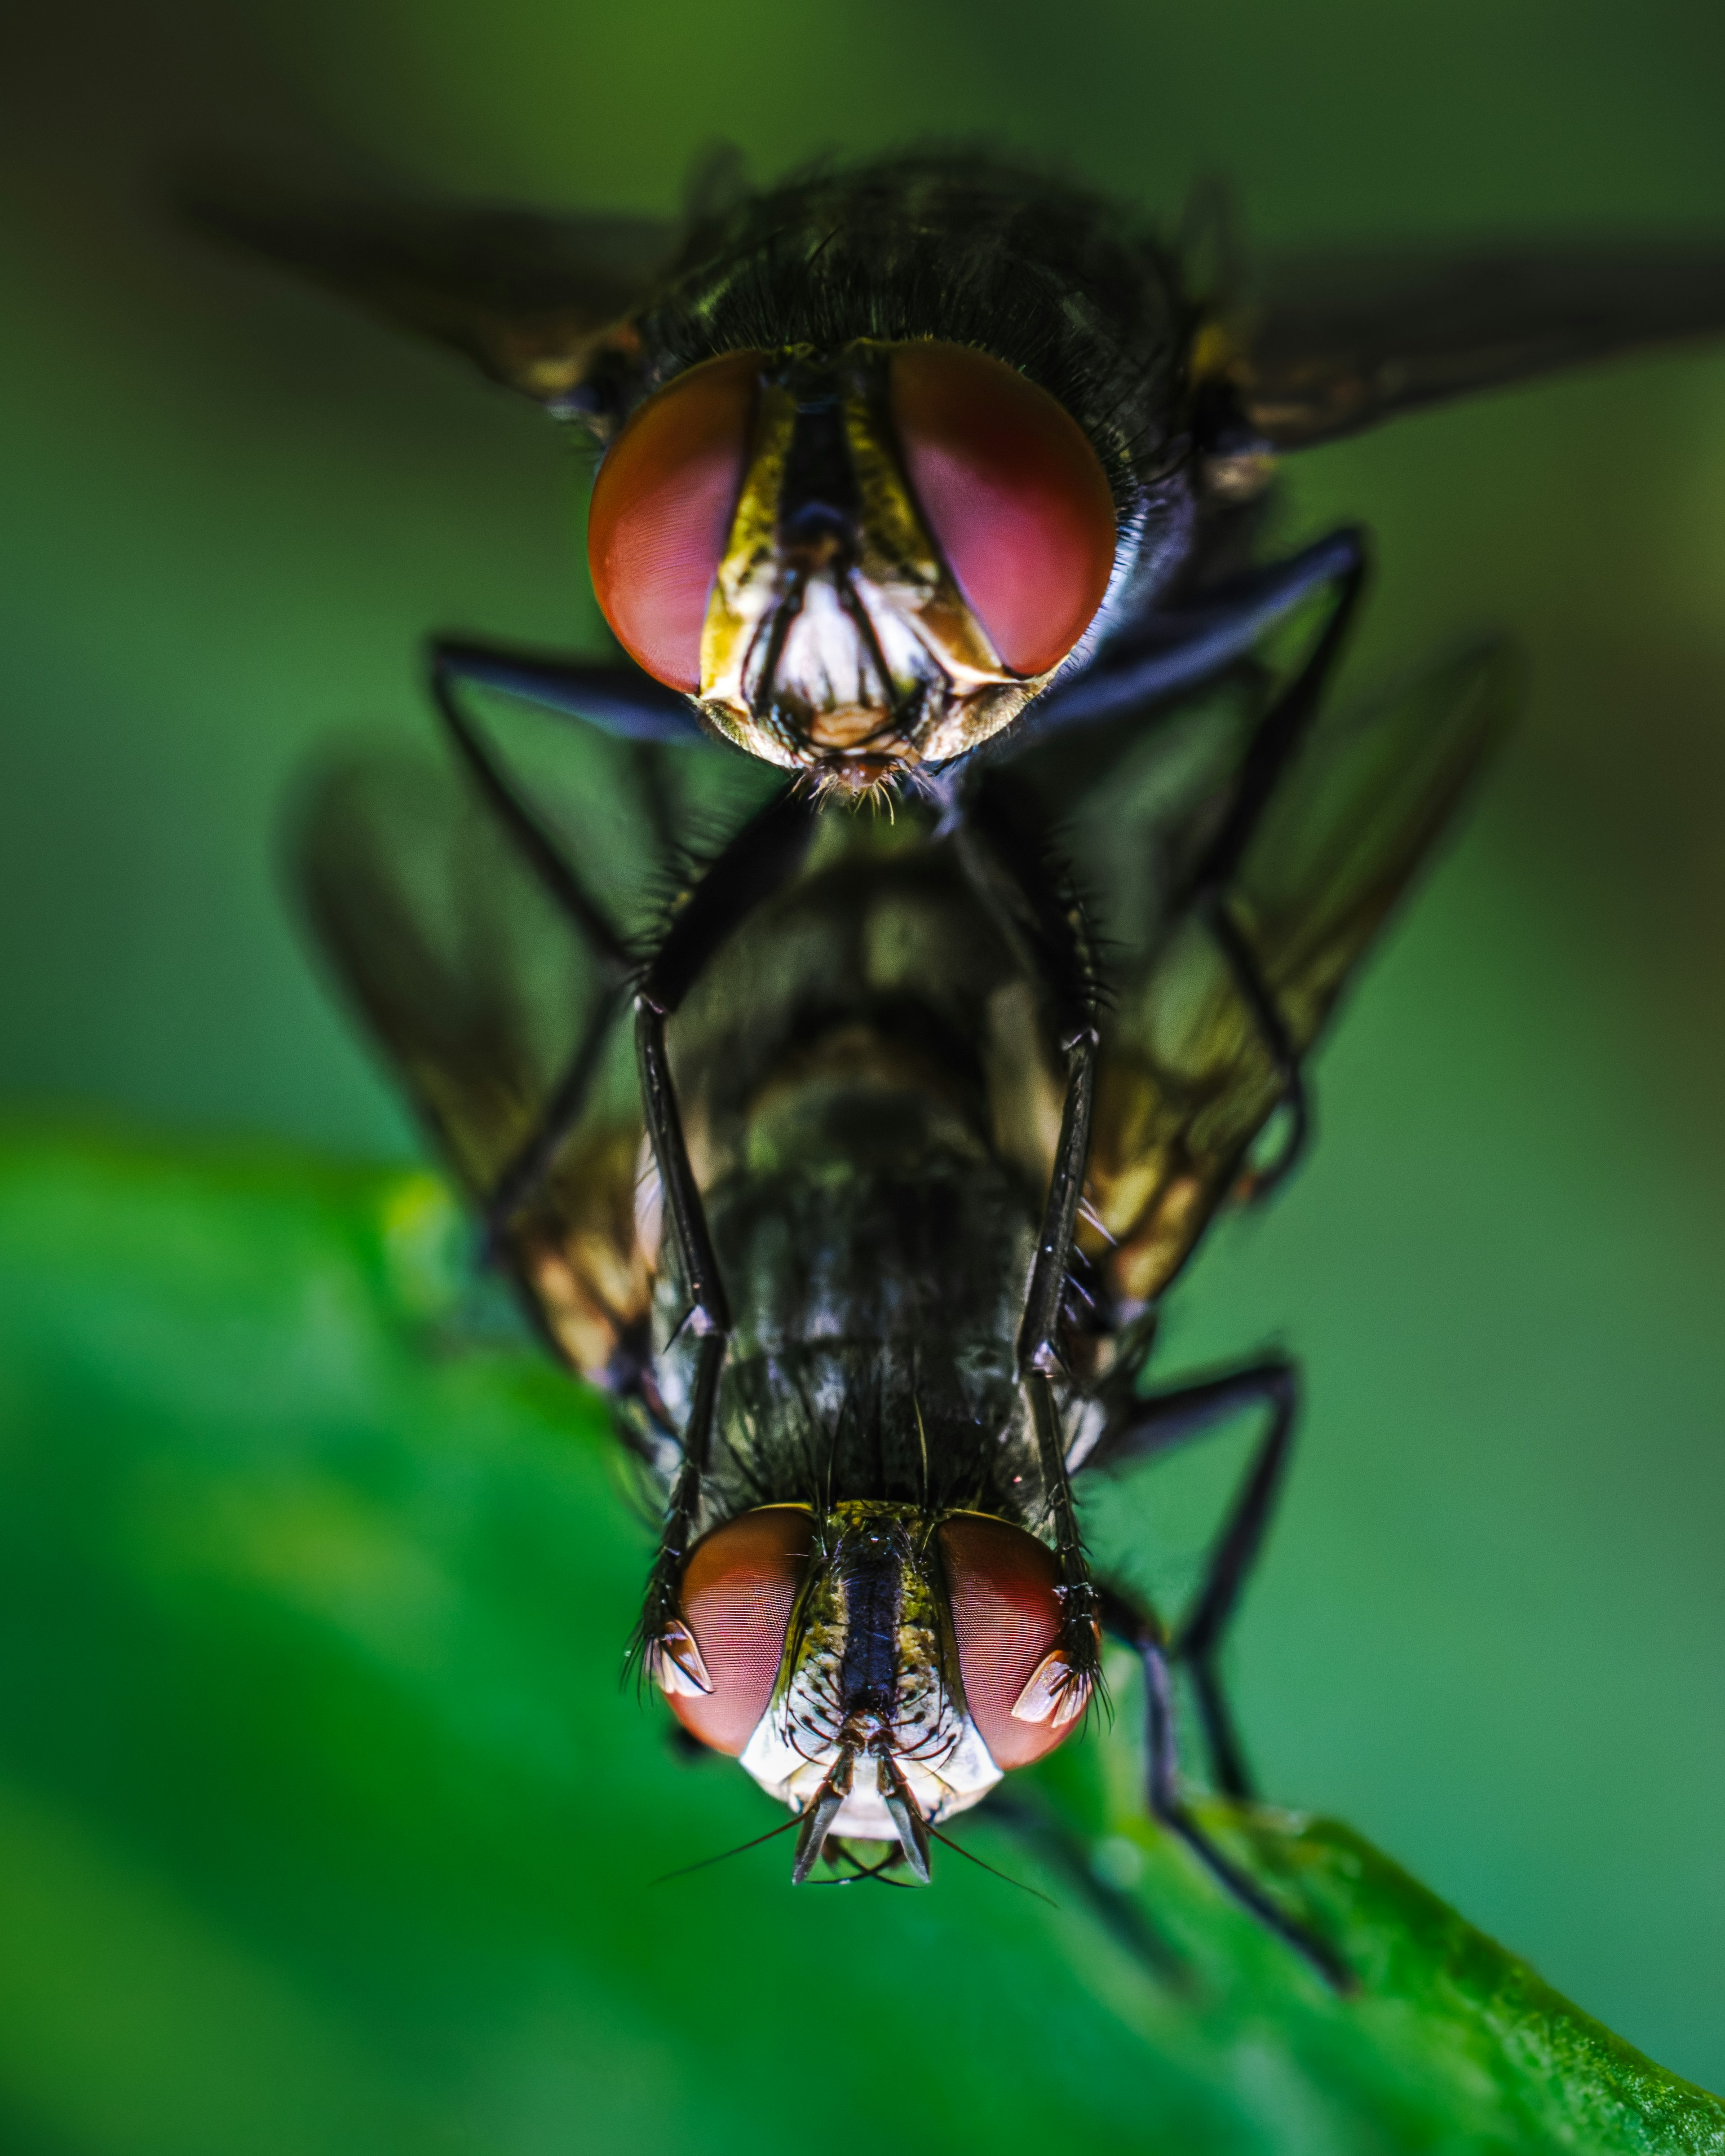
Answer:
[
  {"xmin": 651, "ymin": 1499, "xmax": 1095, "ymax": 1876},
  {"xmin": 586, "ymin": 339, "xmax": 1119, "ymax": 785}
]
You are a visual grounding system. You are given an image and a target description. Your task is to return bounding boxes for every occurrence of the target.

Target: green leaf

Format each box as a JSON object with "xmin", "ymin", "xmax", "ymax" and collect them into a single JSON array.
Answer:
[{"xmin": 0, "ymin": 1122, "xmax": 1716, "ymax": 2156}]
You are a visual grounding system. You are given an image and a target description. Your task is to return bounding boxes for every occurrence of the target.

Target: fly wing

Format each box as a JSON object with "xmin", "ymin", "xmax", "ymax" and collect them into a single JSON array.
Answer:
[
  {"xmin": 1228, "ymin": 242, "xmax": 1725, "ymax": 449},
  {"xmin": 1068, "ymin": 641, "xmax": 1517, "ymax": 1305},
  {"xmin": 184, "ymin": 170, "xmax": 677, "ymax": 406},
  {"xmin": 295, "ymin": 745, "xmax": 645, "ymax": 1383},
  {"xmin": 292, "ymin": 702, "xmax": 778, "ymax": 1387}
]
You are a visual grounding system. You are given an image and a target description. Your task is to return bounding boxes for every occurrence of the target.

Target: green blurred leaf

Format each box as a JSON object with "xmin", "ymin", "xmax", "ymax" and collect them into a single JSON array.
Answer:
[{"xmin": 0, "ymin": 1123, "xmax": 1716, "ymax": 2156}]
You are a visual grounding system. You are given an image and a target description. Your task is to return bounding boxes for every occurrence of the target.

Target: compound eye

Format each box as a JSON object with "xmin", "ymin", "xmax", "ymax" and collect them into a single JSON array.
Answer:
[
  {"xmin": 938, "ymin": 1514, "xmax": 1080, "ymax": 1769},
  {"xmin": 891, "ymin": 344, "xmax": 1116, "ymax": 677},
  {"xmin": 587, "ymin": 350, "xmax": 763, "ymax": 692},
  {"xmin": 661, "ymin": 1506, "xmax": 814, "ymax": 1756}
]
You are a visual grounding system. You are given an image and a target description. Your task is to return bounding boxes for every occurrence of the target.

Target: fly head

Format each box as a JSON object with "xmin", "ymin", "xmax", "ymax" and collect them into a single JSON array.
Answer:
[
  {"xmin": 587, "ymin": 341, "xmax": 1117, "ymax": 788},
  {"xmin": 647, "ymin": 1495, "xmax": 1099, "ymax": 1882}
]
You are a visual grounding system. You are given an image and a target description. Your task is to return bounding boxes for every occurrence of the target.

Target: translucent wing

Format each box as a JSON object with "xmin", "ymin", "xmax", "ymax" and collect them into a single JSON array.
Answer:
[
  {"xmin": 292, "ymin": 702, "xmax": 776, "ymax": 1387},
  {"xmin": 1228, "ymin": 242, "xmax": 1725, "ymax": 448},
  {"xmin": 184, "ymin": 170, "xmax": 677, "ymax": 406},
  {"xmin": 1028, "ymin": 641, "xmax": 1516, "ymax": 1305}
]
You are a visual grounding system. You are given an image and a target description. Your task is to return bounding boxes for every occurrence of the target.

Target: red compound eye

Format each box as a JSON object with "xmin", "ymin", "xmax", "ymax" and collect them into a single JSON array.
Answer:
[
  {"xmin": 663, "ymin": 1507, "xmax": 814, "ymax": 1756},
  {"xmin": 891, "ymin": 344, "xmax": 1116, "ymax": 677},
  {"xmin": 938, "ymin": 1513, "xmax": 1077, "ymax": 1769},
  {"xmin": 587, "ymin": 350, "xmax": 763, "ymax": 692}
]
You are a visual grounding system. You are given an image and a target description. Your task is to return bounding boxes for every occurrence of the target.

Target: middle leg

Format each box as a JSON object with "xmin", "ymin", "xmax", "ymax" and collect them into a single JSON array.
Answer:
[
  {"xmin": 1080, "ymin": 1356, "xmax": 1299, "ymax": 1798},
  {"xmin": 1100, "ymin": 1581, "xmax": 1351, "ymax": 1990}
]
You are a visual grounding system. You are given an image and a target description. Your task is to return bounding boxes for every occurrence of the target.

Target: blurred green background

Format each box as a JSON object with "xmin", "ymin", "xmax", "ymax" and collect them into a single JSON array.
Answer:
[{"xmin": 3, "ymin": 0, "xmax": 1725, "ymax": 2130}]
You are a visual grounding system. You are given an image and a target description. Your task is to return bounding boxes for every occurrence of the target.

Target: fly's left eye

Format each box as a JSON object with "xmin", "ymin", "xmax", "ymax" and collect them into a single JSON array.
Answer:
[
  {"xmin": 586, "ymin": 350, "xmax": 763, "ymax": 692},
  {"xmin": 891, "ymin": 343, "xmax": 1117, "ymax": 677},
  {"xmin": 938, "ymin": 1513, "xmax": 1088, "ymax": 1768},
  {"xmin": 656, "ymin": 1505, "xmax": 814, "ymax": 1756}
]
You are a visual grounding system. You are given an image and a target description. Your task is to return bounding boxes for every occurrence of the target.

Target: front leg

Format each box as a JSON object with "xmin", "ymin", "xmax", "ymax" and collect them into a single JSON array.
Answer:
[
  {"xmin": 1017, "ymin": 1034, "xmax": 1106, "ymax": 1707},
  {"xmin": 635, "ymin": 1000, "xmax": 731, "ymax": 1343},
  {"xmin": 629, "ymin": 1003, "xmax": 731, "ymax": 1688},
  {"xmin": 635, "ymin": 1327, "xmax": 727, "ymax": 1692},
  {"xmin": 959, "ymin": 781, "xmax": 1109, "ymax": 1707},
  {"xmin": 629, "ymin": 787, "xmax": 821, "ymax": 1681},
  {"xmin": 431, "ymin": 634, "xmax": 707, "ymax": 743},
  {"xmin": 632, "ymin": 782, "xmax": 818, "ymax": 1331},
  {"xmin": 1029, "ymin": 526, "xmax": 1367, "ymax": 739}
]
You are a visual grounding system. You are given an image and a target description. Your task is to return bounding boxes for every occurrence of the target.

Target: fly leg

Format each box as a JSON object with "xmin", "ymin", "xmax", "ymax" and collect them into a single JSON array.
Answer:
[
  {"xmin": 635, "ymin": 1326, "xmax": 727, "ymax": 1685},
  {"xmin": 431, "ymin": 635, "xmax": 706, "ymax": 744},
  {"xmin": 478, "ymin": 985, "xmax": 631, "ymax": 1263},
  {"xmin": 1081, "ymin": 1358, "xmax": 1299, "ymax": 1798},
  {"xmin": 430, "ymin": 641, "xmax": 634, "ymax": 972},
  {"xmin": 1027, "ymin": 526, "xmax": 1366, "ymax": 737},
  {"xmin": 434, "ymin": 620, "xmax": 820, "ymax": 1663},
  {"xmin": 631, "ymin": 786, "xmax": 821, "ymax": 1668},
  {"xmin": 978, "ymin": 1788, "xmax": 1182, "ymax": 1979},
  {"xmin": 961, "ymin": 795, "xmax": 1107, "ymax": 1702},
  {"xmin": 1181, "ymin": 532, "xmax": 1369, "ymax": 1198},
  {"xmin": 431, "ymin": 651, "xmax": 805, "ymax": 1251},
  {"xmin": 1204, "ymin": 900, "xmax": 1308, "ymax": 1202},
  {"xmin": 428, "ymin": 648, "xmax": 640, "ymax": 1253},
  {"xmin": 1100, "ymin": 1582, "xmax": 1351, "ymax": 1990}
]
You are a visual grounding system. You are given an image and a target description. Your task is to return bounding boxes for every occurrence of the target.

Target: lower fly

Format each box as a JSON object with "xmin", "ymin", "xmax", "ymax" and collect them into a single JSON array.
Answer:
[{"xmin": 295, "ymin": 553, "xmax": 1511, "ymax": 1989}]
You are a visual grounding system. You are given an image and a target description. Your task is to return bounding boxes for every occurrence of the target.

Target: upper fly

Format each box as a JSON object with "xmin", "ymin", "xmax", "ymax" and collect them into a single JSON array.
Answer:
[{"xmin": 190, "ymin": 147, "xmax": 1725, "ymax": 790}]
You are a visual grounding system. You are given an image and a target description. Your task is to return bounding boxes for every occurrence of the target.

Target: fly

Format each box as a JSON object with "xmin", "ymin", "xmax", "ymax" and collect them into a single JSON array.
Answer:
[
  {"xmin": 292, "ymin": 526, "xmax": 1514, "ymax": 1985},
  {"xmin": 194, "ymin": 150, "xmax": 1722, "ymax": 786}
]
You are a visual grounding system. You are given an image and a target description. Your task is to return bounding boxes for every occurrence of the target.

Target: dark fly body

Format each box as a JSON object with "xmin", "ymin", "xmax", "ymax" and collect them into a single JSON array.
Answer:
[
  {"xmin": 194, "ymin": 148, "xmax": 1725, "ymax": 790},
  {"xmin": 294, "ymin": 510, "xmax": 1515, "ymax": 1981}
]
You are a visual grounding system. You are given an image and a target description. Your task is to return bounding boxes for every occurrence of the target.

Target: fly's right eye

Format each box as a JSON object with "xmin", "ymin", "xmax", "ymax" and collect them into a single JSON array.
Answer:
[
  {"xmin": 655, "ymin": 1506, "xmax": 814, "ymax": 1755},
  {"xmin": 586, "ymin": 350, "xmax": 763, "ymax": 693}
]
